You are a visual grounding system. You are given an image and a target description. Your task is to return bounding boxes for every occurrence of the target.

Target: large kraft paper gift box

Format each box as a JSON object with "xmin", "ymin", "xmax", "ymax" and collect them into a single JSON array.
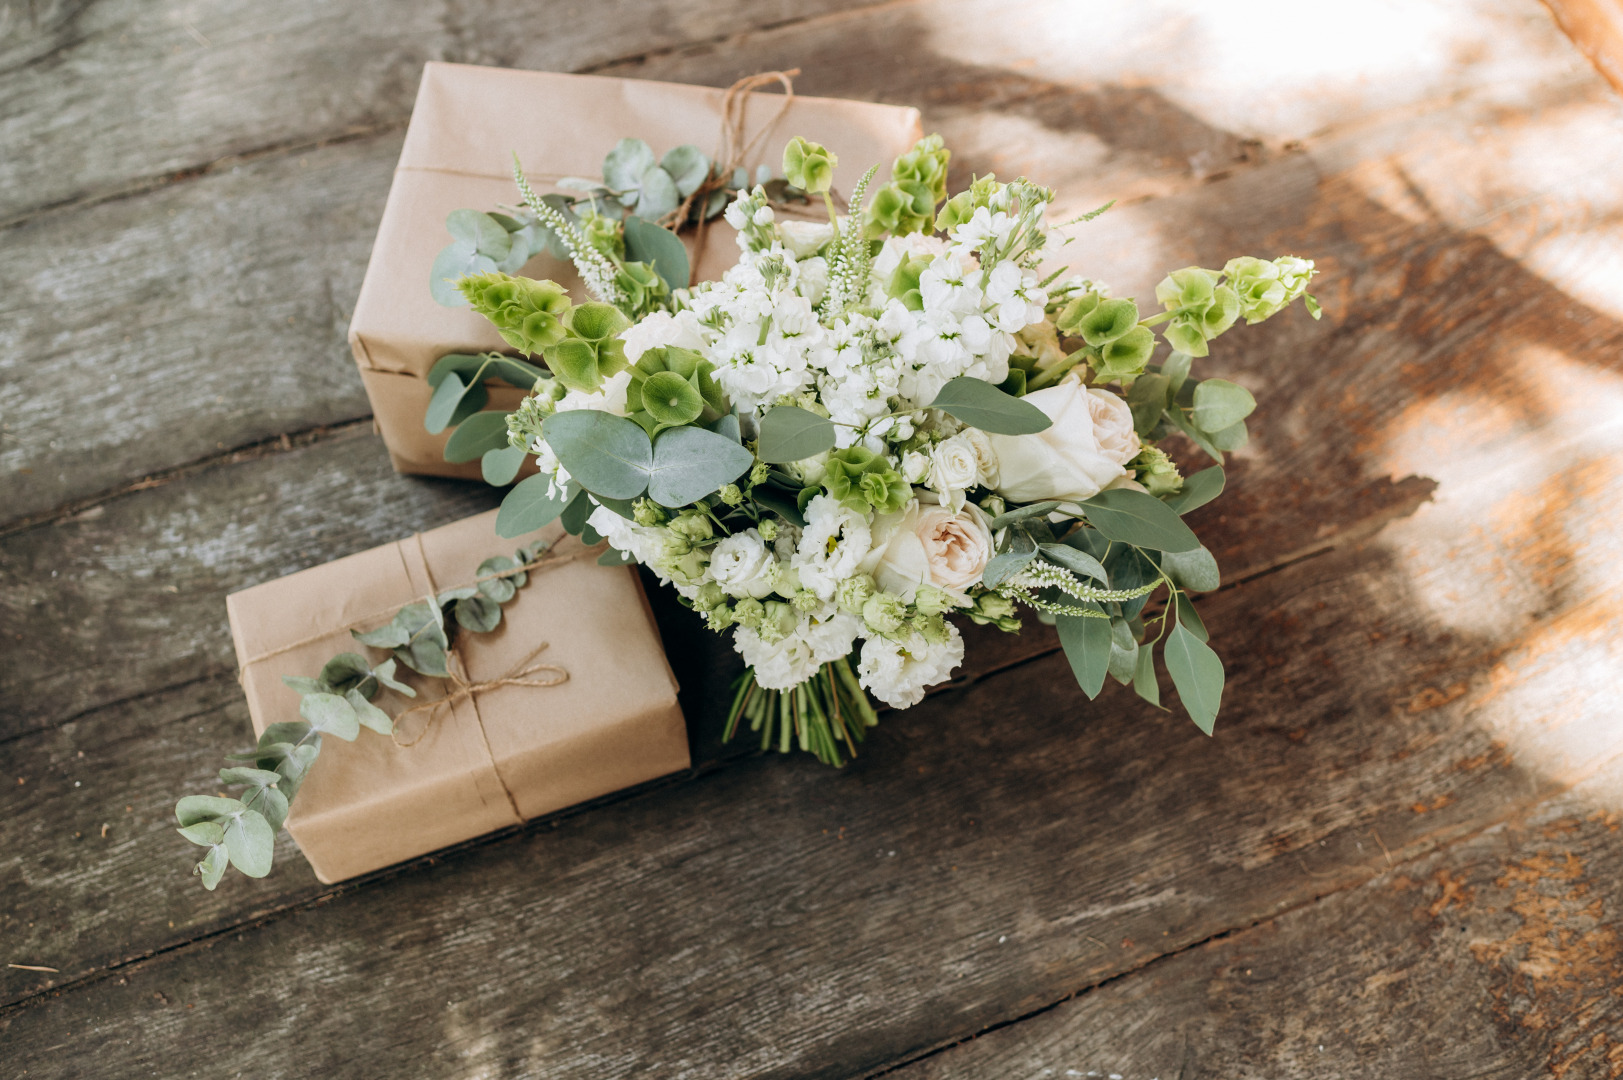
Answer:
[
  {"xmin": 349, "ymin": 62, "xmax": 924, "ymax": 479},
  {"xmin": 226, "ymin": 510, "xmax": 689, "ymax": 883}
]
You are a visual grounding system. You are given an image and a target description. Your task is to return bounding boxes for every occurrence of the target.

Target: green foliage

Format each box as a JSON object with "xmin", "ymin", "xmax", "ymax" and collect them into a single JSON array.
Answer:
[
  {"xmin": 626, "ymin": 346, "xmax": 724, "ymax": 433},
  {"xmin": 175, "ymin": 539, "xmax": 555, "ymax": 891},
  {"xmin": 927, "ymin": 377, "xmax": 1053, "ymax": 434},
  {"xmin": 542, "ymin": 302, "xmax": 632, "ymax": 394},
  {"xmin": 723, "ymin": 657, "xmax": 879, "ymax": 767},
  {"xmin": 457, "ymin": 273, "xmax": 573, "ymax": 355},
  {"xmin": 823, "ymin": 446, "xmax": 910, "ymax": 515},
  {"xmin": 756, "ymin": 405, "xmax": 837, "ymax": 464},
  {"xmin": 622, "ymin": 214, "xmax": 691, "ymax": 291},
  {"xmin": 540, "ymin": 410, "xmax": 754, "ymax": 507},
  {"xmin": 1079, "ymin": 488, "xmax": 1200, "ymax": 552}
]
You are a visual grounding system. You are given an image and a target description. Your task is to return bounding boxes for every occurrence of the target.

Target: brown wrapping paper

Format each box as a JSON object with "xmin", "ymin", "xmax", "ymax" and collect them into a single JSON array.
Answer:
[
  {"xmin": 226, "ymin": 509, "xmax": 689, "ymax": 883},
  {"xmin": 348, "ymin": 62, "xmax": 925, "ymax": 478}
]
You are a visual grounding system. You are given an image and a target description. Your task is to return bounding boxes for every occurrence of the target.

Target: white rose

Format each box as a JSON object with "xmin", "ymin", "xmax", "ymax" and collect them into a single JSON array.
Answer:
[
  {"xmin": 778, "ymin": 219, "xmax": 835, "ymax": 258},
  {"xmin": 708, "ymin": 529, "xmax": 779, "ymax": 599},
  {"xmin": 927, "ymin": 435, "xmax": 980, "ymax": 506},
  {"xmin": 961, "ymin": 427, "xmax": 1000, "ymax": 489},
  {"xmin": 984, "ymin": 375, "xmax": 1140, "ymax": 504},
  {"xmin": 900, "ymin": 449, "xmax": 931, "ymax": 485},
  {"xmin": 858, "ymin": 499, "xmax": 994, "ymax": 603}
]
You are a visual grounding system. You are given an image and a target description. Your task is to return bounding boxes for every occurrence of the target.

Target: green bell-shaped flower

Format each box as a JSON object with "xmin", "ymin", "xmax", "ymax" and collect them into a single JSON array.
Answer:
[
  {"xmin": 542, "ymin": 301, "xmax": 631, "ymax": 393},
  {"xmin": 1075, "ymin": 297, "xmax": 1140, "ymax": 347},
  {"xmin": 1091, "ymin": 325, "xmax": 1156, "ymax": 383},
  {"xmin": 824, "ymin": 446, "xmax": 910, "ymax": 515},
  {"xmin": 456, "ymin": 272, "xmax": 573, "ymax": 356},
  {"xmin": 783, "ymin": 136, "xmax": 838, "ymax": 195},
  {"xmin": 865, "ymin": 180, "xmax": 936, "ymax": 238},
  {"xmin": 892, "ymin": 134, "xmax": 951, "ymax": 206},
  {"xmin": 885, "ymin": 252, "xmax": 934, "ymax": 310}
]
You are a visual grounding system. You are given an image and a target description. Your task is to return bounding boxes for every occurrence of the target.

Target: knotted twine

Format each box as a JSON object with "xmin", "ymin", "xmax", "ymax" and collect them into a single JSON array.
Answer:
[{"xmin": 238, "ymin": 533, "xmax": 606, "ymax": 822}]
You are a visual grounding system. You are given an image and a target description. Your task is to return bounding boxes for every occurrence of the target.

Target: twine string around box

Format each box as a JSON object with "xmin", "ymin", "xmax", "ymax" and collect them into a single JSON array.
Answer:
[{"xmin": 238, "ymin": 533, "xmax": 606, "ymax": 822}]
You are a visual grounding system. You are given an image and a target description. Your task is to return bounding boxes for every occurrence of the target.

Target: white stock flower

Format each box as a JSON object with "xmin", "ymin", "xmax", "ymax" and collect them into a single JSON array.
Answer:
[
  {"xmin": 949, "ymin": 206, "xmax": 1015, "ymax": 255},
  {"xmin": 792, "ymin": 495, "xmax": 874, "ymax": 601},
  {"xmin": 619, "ymin": 310, "xmax": 706, "ymax": 362},
  {"xmin": 984, "ymin": 374, "xmax": 1140, "ymax": 503},
  {"xmin": 709, "ymin": 529, "xmax": 780, "ymax": 599},
  {"xmin": 985, "ymin": 263, "xmax": 1048, "ymax": 333},
  {"xmin": 857, "ymin": 622, "xmax": 965, "ymax": 708},
  {"xmin": 554, "ymin": 369, "xmax": 633, "ymax": 417}
]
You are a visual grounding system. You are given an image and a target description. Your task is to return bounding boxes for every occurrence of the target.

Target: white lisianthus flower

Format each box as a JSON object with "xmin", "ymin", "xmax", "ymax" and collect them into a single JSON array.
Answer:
[
  {"xmin": 859, "ymin": 499, "xmax": 994, "ymax": 603},
  {"xmin": 709, "ymin": 529, "xmax": 780, "ymax": 599},
  {"xmin": 984, "ymin": 373, "xmax": 1140, "ymax": 503},
  {"xmin": 778, "ymin": 219, "xmax": 836, "ymax": 258},
  {"xmin": 928, "ymin": 434, "xmax": 980, "ymax": 509},
  {"xmin": 857, "ymin": 622, "xmax": 965, "ymax": 708},
  {"xmin": 736, "ymin": 610, "xmax": 862, "ymax": 690},
  {"xmin": 792, "ymin": 495, "xmax": 874, "ymax": 601},
  {"xmin": 900, "ymin": 449, "xmax": 931, "ymax": 485}
]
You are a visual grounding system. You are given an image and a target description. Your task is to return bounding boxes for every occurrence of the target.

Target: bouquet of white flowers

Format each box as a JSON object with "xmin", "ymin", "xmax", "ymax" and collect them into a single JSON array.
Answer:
[{"xmin": 443, "ymin": 133, "xmax": 1319, "ymax": 765}]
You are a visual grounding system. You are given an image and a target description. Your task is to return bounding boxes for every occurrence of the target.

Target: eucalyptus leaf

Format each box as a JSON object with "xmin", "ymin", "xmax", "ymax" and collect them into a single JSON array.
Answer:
[
  {"xmin": 444, "ymin": 410, "xmax": 514, "ymax": 464},
  {"xmin": 757, "ymin": 406, "xmax": 837, "ymax": 464},
  {"xmin": 1208, "ymin": 418, "xmax": 1249, "ymax": 452},
  {"xmin": 1057, "ymin": 605, "xmax": 1112, "ymax": 699},
  {"xmin": 711, "ymin": 412, "xmax": 742, "ymax": 443},
  {"xmin": 752, "ymin": 485, "xmax": 807, "ymax": 528},
  {"xmin": 1080, "ymin": 488, "xmax": 1200, "ymax": 552},
  {"xmin": 1103, "ymin": 544, "xmax": 1160, "ymax": 621},
  {"xmin": 543, "ymin": 411, "xmax": 654, "ymax": 500},
  {"xmin": 346, "ymin": 688, "xmax": 395, "ymax": 735},
  {"xmin": 176, "ymin": 795, "xmax": 245, "ymax": 826},
  {"xmin": 987, "ymin": 501, "xmax": 1061, "ymax": 530},
  {"xmin": 1191, "ymin": 379, "xmax": 1256, "ymax": 433},
  {"xmin": 599, "ymin": 547, "xmax": 636, "ymax": 566},
  {"xmin": 1161, "ymin": 545, "xmax": 1220, "ymax": 592},
  {"xmin": 603, "ymin": 138, "xmax": 657, "ymax": 191},
  {"xmin": 634, "ymin": 165, "xmax": 681, "ymax": 221},
  {"xmin": 300, "ymin": 693, "xmax": 360, "ymax": 741},
  {"xmin": 475, "ymin": 556, "xmax": 520, "ymax": 602},
  {"xmin": 218, "ymin": 766, "xmax": 283, "ymax": 789},
  {"xmin": 428, "ymin": 242, "xmax": 496, "ymax": 307},
  {"xmin": 482, "ymin": 444, "xmax": 528, "ymax": 486},
  {"xmin": 1161, "ymin": 352, "xmax": 1193, "ymax": 395},
  {"xmin": 280, "ymin": 675, "xmax": 327, "ymax": 695},
  {"xmin": 1175, "ymin": 593, "xmax": 1210, "ymax": 642},
  {"xmin": 425, "ymin": 372, "xmax": 470, "ymax": 434},
  {"xmin": 370, "ymin": 658, "xmax": 415, "ymax": 698},
  {"xmin": 455, "ymin": 595, "xmax": 503, "ymax": 632},
  {"xmin": 196, "ymin": 844, "xmax": 229, "ymax": 890},
  {"xmin": 661, "ymin": 145, "xmax": 710, "ymax": 197},
  {"xmin": 496, "ymin": 474, "xmax": 575, "ymax": 538},
  {"xmin": 1127, "ymin": 373, "xmax": 1171, "ymax": 438},
  {"xmin": 1164, "ymin": 623, "xmax": 1224, "ymax": 734},
  {"xmin": 982, "ymin": 546, "xmax": 1037, "ymax": 589},
  {"xmin": 318, "ymin": 653, "xmax": 372, "ymax": 694},
  {"xmin": 928, "ymin": 377, "xmax": 1052, "ymax": 434},
  {"xmin": 256, "ymin": 721, "xmax": 313, "ymax": 749},
  {"xmin": 222, "ymin": 809, "xmax": 276, "ymax": 878},
  {"xmin": 623, "ymin": 214, "xmax": 691, "ymax": 291},
  {"xmin": 559, "ymin": 485, "xmax": 593, "ymax": 536},
  {"xmin": 1107, "ymin": 617, "xmax": 1139, "ymax": 686},
  {"xmin": 1164, "ymin": 465, "xmax": 1225, "ymax": 515},
  {"xmin": 241, "ymin": 782, "xmax": 291, "ymax": 832},
  {"xmin": 446, "ymin": 209, "xmax": 511, "ymax": 255},
  {"xmin": 647, "ymin": 425, "xmax": 755, "ymax": 507},
  {"xmin": 176, "ymin": 821, "xmax": 226, "ymax": 846},
  {"xmin": 1038, "ymin": 543, "xmax": 1109, "ymax": 584},
  {"xmin": 1132, "ymin": 638, "xmax": 1161, "ymax": 707}
]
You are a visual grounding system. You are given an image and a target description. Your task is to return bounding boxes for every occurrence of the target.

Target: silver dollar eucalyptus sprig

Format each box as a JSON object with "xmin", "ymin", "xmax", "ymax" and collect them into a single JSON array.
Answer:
[{"xmin": 174, "ymin": 539, "xmax": 553, "ymax": 890}]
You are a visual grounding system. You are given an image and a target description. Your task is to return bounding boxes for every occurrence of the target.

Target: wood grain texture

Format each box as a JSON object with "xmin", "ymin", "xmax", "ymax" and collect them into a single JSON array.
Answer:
[
  {"xmin": 885, "ymin": 758, "xmax": 1623, "ymax": 1080},
  {"xmin": 0, "ymin": 0, "xmax": 886, "ymax": 225},
  {"xmin": 4, "ymin": 530, "xmax": 1620, "ymax": 1072},
  {"xmin": 1543, "ymin": 0, "xmax": 1623, "ymax": 91}
]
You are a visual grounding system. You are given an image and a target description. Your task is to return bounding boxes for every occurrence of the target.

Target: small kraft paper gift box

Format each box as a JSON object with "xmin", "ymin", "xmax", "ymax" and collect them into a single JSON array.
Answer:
[
  {"xmin": 348, "ymin": 61, "xmax": 924, "ymax": 479},
  {"xmin": 226, "ymin": 509, "xmax": 689, "ymax": 883}
]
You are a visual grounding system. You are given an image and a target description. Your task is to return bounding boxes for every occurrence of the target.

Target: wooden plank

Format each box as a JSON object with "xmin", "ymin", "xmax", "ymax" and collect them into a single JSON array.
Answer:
[
  {"xmin": 4, "ymin": 529, "xmax": 1621, "ymax": 1070},
  {"xmin": 1543, "ymin": 0, "xmax": 1623, "ymax": 92},
  {"xmin": 880, "ymin": 757, "xmax": 1623, "ymax": 1079},
  {"xmin": 0, "ymin": 0, "xmax": 888, "ymax": 226}
]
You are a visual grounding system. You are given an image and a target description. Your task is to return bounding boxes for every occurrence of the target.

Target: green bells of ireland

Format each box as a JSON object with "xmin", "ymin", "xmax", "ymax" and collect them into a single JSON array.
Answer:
[
  {"xmin": 1224, "ymin": 255, "xmax": 1318, "ymax": 324},
  {"xmin": 626, "ymin": 346, "xmax": 727, "ymax": 430},
  {"xmin": 783, "ymin": 136, "xmax": 838, "ymax": 195},
  {"xmin": 543, "ymin": 301, "xmax": 632, "ymax": 394},
  {"xmin": 865, "ymin": 132, "xmax": 952, "ymax": 238},
  {"xmin": 886, "ymin": 253, "xmax": 934, "ymax": 311},
  {"xmin": 1155, "ymin": 267, "xmax": 1240, "ymax": 358},
  {"xmin": 456, "ymin": 272, "xmax": 573, "ymax": 356},
  {"xmin": 824, "ymin": 446, "xmax": 910, "ymax": 515}
]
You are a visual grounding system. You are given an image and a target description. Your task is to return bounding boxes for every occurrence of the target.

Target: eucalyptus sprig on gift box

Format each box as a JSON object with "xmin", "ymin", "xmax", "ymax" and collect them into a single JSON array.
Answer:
[
  {"xmin": 429, "ymin": 131, "xmax": 1320, "ymax": 765},
  {"xmin": 173, "ymin": 541, "xmax": 553, "ymax": 890}
]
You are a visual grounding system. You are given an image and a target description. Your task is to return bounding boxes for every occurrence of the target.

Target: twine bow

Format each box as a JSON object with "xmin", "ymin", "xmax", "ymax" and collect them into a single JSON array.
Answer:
[{"xmin": 391, "ymin": 640, "xmax": 568, "ymax": 749}]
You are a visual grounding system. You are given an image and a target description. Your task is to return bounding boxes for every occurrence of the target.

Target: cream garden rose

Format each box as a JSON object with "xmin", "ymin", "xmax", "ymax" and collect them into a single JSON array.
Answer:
[
  {"xmin": 859, "ymin": 499, "xmax": 994, "ymax": 603},
  {"xmin": 984, "ymin": 374, "xmax": 1140, "ymax": 503}
]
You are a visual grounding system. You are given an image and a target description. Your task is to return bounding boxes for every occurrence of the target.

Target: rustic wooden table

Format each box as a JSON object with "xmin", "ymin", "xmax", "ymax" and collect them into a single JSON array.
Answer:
[{"xmin": 4, "ymin": 1, "xmax": 1623, "ymax": 1075}]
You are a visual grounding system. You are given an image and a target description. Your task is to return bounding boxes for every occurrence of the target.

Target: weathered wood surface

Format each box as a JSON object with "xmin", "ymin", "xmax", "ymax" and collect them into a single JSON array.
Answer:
[
  {"xmin": 5, "ymin": 0, "xmax": 1623, "ymax": 1076},
  {"xmin": 888, "ymin": 758, "xmax": 1623, "ymax": 1079}
]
